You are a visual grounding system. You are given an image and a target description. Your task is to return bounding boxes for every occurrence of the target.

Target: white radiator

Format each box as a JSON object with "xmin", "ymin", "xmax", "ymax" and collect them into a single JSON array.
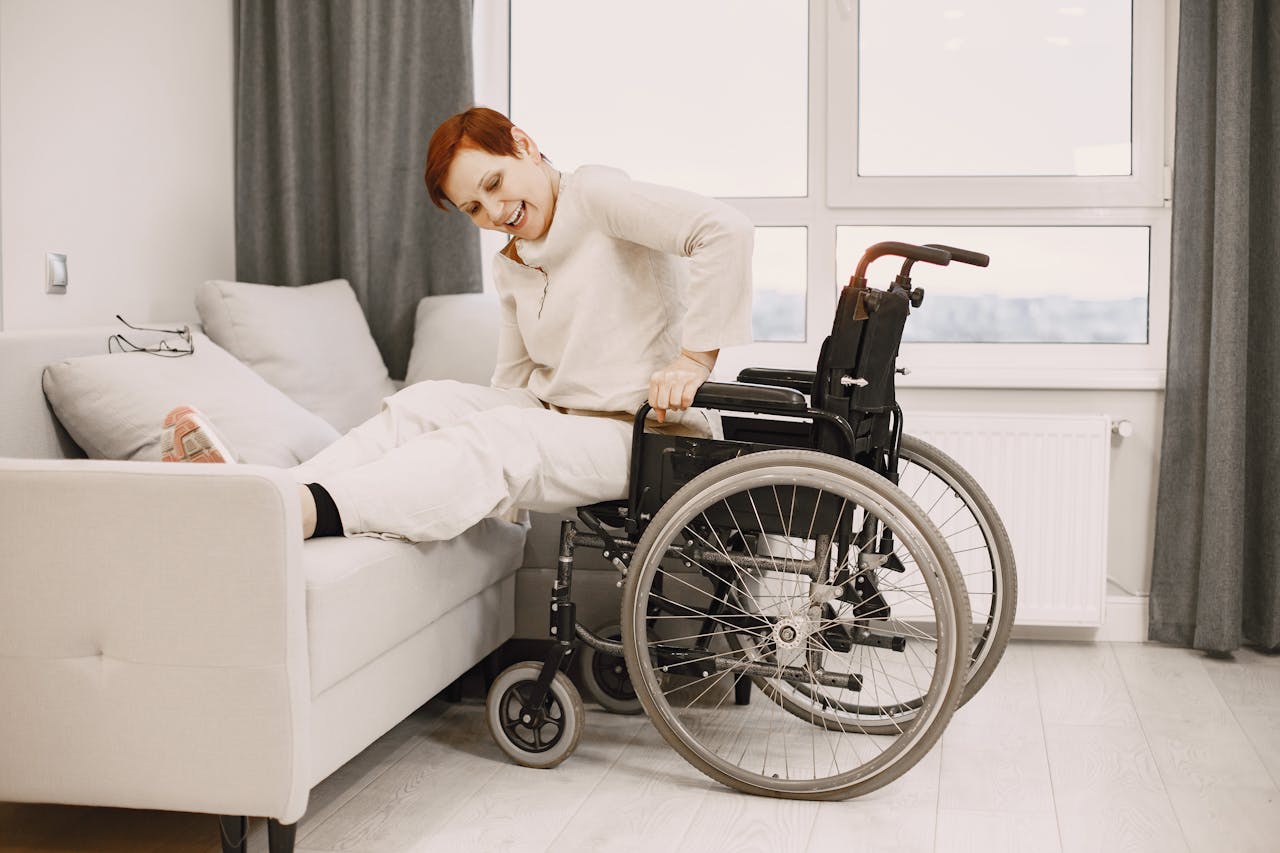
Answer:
[{"xmin": 905, "ymin": 412, "xmax": 1112, "ymax": 627}]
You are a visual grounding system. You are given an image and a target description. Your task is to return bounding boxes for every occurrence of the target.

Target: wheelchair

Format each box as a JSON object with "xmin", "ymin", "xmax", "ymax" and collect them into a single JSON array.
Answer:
[{"xmin": 485, "ymin": 241, "xmax": 1017, "ymax": 800}]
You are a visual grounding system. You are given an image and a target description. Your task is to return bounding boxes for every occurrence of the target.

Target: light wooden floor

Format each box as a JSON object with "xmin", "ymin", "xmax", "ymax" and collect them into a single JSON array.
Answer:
[{"xmin": 2, "ymin": 640, "xmax": 1278, "ymax": 853}]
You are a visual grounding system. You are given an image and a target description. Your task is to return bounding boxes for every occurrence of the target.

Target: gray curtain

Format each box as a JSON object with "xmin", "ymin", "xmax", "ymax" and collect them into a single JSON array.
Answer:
[
  {"xmin": 1149, "ymin": 0, "xmax": 1280, "ymax": 653},
  {"xmin": 235, "ymin": 0, "xmax": 481, "ymax": 380}
]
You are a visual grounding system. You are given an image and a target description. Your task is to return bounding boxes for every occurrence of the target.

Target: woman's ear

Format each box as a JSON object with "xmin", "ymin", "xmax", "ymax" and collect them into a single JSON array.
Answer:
[{"xmin": 511, "ymin": 126, "xmax": 539, "ymax": 160}]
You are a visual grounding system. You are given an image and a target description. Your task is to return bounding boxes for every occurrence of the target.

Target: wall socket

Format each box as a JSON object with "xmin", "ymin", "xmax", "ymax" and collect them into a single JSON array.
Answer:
[{"xmin": 46, "ymin": 252, "xmax": 68, "ymax": 294}]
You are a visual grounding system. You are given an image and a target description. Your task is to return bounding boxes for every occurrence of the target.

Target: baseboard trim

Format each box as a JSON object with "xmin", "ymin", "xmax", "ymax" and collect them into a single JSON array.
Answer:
[{"xmin": 1011, "ymin": 593, "xmax": 1150, "ymax": 643}]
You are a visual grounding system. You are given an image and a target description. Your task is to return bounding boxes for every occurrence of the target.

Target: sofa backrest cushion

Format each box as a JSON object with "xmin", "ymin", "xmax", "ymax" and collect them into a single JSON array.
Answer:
[
  {"xmin": 197, "ymin": 278, "xmax": 397, "ymax": 433},
  {"xmin": 42, "ymin": 332, "xmax": 340, "ymax": 466},
  {"xmin": 0, "ymin": 328, "xmax": 115, "ymax": 459},
  {"xmin": 403, "ymin": 292, "xmax": 499, "ymax": 387}
]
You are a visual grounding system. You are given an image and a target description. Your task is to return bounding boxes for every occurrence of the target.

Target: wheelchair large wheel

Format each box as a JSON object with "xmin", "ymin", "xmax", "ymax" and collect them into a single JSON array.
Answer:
[
  {"xmin": 620, "ymin": 449, "xmax": 969, "ymax": 800},
  {"xmin": 746, "ymin": 436, "xmax": 1017, "ymax": 733},
  {"xmin": 897, "ymin": 434, "xmax": 1016, "ymax": 704}
]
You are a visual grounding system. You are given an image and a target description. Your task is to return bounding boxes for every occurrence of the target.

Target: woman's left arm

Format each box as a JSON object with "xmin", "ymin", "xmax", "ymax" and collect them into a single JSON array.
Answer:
[{"xmin": 577, "ymin": 167, "xmax": 754, "ymax": 420}]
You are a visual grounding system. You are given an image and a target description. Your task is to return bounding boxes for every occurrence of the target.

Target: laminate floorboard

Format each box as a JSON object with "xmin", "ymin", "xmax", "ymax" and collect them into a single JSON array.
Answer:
[{"xmin": 3, "ymin": 641, "xmax": 1280, "ymax": 853}]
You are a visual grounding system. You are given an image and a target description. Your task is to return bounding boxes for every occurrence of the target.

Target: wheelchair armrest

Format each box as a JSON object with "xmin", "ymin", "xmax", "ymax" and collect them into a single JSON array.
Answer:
[
  {"xmin": 736, "ymin": 368, "xmax": 816, "ymax": 395},
  {"xmin": 691, "ymin": 381, "xmax": 808, "ymax": 415}
]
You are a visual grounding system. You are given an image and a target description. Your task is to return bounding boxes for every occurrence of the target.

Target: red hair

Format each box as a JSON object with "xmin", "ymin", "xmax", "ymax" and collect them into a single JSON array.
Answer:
[{"xmin": 424, "ymin": 107, "xmax": 520, "ymax": 210}]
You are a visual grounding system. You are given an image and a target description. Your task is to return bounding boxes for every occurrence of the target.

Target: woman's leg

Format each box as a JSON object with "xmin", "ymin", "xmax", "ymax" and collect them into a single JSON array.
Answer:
[
  {"xmin": 316, "ymin": 407, "xmax": 633, "ymax": 542},
  {"xmin": 289, "ymin": 380, "xmax": 543, "ymax": 484}
]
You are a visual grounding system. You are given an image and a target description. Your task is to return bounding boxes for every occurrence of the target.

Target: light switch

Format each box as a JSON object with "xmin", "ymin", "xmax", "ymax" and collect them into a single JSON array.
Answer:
[{"xmin": 46, "ymin": 252, "xmax": 68, "ymax": 294}]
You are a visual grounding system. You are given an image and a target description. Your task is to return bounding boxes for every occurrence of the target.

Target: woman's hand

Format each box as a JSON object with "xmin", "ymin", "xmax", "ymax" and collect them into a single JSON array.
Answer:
[{"xmin": 649, "ymin": 349, "xmax": 717, "ymax": 423}]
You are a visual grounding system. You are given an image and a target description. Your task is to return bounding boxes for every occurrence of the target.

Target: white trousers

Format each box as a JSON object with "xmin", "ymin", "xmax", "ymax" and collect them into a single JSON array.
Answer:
[{"xmin": 288, "ymin": 380, "xmax": 634, "ymax": 542}]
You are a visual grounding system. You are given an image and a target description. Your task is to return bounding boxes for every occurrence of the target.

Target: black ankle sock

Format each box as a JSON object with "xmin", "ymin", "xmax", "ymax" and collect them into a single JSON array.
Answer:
[{"xmin": 306, "ymin": 482, "xmax": 344, "ymax": 538}]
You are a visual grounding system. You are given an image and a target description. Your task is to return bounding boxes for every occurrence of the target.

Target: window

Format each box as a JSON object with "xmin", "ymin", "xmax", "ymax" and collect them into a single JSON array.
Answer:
[
  {"xmin": 509, "ymin": 0, "xmax": 807, "ymax": 198},
  {"xmin": 482, "ymin": 0, "xmax": 1172, "ymax": 389},
  {"xmin": 835, "ymin": 225, "xmax": 1150, "ymax": 343},
  {"xmin": 752, "ymin": 227, "xmax": 808, "ymax": 343},
  {"xmin": 857, "ymin": 2, "xmax": 1133, "ymax": 178}
]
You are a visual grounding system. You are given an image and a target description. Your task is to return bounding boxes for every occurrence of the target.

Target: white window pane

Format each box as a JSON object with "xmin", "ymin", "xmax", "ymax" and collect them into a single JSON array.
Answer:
[
  {"xmin": 835, "ymin": 226, "xmax": 1149, "ymax": 343},
  {"xmin": 752, "ymin": 227, "xmax": 807, "ymax": 342},
  {"xmin": 858, "ymin": 0, "xmax": 1132, "ymax": 177},
  {"xmin": 510, "ymin": 0, "xmax": 807, "ymax": 197}
]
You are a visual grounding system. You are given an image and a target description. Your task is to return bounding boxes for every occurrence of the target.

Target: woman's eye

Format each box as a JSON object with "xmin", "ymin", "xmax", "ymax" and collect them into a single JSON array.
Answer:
[{"xmin": 488, "ymin": 177, "xmax": 500, "ymax": 191}]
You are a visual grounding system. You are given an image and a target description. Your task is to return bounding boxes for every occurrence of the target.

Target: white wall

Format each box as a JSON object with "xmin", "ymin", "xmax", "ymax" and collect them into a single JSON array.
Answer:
[{"xmin": 0, "ymin": 0, "xmax": 235, "ymax": 330}]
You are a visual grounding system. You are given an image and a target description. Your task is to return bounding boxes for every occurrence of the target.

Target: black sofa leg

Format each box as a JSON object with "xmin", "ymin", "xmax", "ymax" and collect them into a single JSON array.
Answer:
[
  {"xmin": 218, "ymin": 815, "xmax": 247, "ymax": 853},
  {"xmin": 268, "ymin": 818, "xmax": 297, "ymax": 853},
  {"xmin": 734, "ymin": 674, "xmax": 752, "ymax": 705},
  {"xmin": 480, "ymin": 649, "xmax": 501, "ymax": 690}
]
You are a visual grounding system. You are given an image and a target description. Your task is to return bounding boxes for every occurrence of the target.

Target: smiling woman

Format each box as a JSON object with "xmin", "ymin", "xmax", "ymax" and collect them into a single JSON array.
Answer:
[
  {"xmin": 158, "ymin": 106, "xmax": 755, "ymax": 546},
  {"xmin": 228, "ymin": 105, "xmax": 755, "ymax": 543}
]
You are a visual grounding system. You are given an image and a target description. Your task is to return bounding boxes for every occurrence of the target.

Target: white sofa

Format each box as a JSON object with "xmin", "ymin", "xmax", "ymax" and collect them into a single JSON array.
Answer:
[{"xmin": 0, "ymin": 293, "xmax": 528, "ymax": 851}]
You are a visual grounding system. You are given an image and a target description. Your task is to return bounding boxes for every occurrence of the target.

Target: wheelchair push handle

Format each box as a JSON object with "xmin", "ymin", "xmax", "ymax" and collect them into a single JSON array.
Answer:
[
  {"xmin": 897, "ymin": 243, "xmax": 990, "ymax": 281},
  {"xmin": 852, "ymin": 242, "xmax": 951, "ymax": 285},
  {"xmin": 924, "ymin": 244, "xmax": 989, "ymax": 267}
]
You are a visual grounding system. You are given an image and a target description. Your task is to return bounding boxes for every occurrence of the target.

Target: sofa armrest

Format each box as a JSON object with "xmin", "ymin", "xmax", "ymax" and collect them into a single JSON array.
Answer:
[{"xmin": 0, "ymin": 459, "xmax": 311, "ymax": 823}]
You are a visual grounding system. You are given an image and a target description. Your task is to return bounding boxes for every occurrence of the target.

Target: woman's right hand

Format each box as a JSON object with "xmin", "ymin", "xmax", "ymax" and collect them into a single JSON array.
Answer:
[{"xmin": 649, "ymin": 350, "xmax": 717, "ymax": 423}]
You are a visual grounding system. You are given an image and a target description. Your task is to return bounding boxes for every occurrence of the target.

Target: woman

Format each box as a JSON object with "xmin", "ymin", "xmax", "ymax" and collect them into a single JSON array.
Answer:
[{"xmin": 163, "ymin": 107, "xmax": 754, "ymax": 542}]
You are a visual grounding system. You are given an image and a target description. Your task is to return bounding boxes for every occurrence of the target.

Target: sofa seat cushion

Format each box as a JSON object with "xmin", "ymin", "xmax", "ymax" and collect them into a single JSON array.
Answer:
[{"xmin": 303, "ymin": 517, "xmax": 526, "ymax": 696}]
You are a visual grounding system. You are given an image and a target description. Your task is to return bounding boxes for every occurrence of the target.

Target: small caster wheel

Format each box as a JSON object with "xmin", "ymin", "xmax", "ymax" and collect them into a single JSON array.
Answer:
[
  {"xmin": 578, "ymin": 625, "xmax": 643, "ymax": 715},
  {"xmin": 486, "ymin": 661, "xmax": 584, "ymax": 769}
]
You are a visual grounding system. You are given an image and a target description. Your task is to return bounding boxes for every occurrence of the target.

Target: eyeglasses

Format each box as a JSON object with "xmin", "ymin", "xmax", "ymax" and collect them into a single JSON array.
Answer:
[{"xmin": 108, "ymin": 315, "xmax": 195, "ymax": 357}]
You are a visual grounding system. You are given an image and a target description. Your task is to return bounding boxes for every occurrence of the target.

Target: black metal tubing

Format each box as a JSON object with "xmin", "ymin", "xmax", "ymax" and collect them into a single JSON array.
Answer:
[{"xmin": 523, "ymin": 520, "xmax": 578, "ymax": 720}]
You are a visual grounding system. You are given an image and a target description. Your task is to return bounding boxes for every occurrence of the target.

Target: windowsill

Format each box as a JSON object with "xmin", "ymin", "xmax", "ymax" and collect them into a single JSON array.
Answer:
[
  {"xmin": 893, "ymin": 366, "xmax": 1166, "ymax": 391},
  {"xmin": 714, "ymin": 347, "xmax": 1167, "ymax": 393}
]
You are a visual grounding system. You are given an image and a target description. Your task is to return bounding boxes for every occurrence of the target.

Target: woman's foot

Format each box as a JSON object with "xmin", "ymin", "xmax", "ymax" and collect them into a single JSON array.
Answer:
[{"xmin": 160, "ymin": 405, "xmax": 235, "ymax": 463}]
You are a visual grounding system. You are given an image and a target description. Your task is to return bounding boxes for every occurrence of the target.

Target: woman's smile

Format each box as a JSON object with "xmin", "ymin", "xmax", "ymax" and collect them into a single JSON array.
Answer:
[{"xmin": 503, "ymin": 201, "xmax": 527, "ymax": 230}]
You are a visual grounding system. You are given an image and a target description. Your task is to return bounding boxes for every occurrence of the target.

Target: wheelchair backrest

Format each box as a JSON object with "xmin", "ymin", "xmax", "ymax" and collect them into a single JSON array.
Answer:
[{"xmin": 810, "ymin": 282, "xmax": 911, "ymax": 458}]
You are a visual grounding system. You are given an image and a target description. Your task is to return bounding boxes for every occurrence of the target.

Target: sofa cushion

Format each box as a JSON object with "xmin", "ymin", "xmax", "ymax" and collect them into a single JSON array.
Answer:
[
  {"xmin": 196, "ymin": 279, "xmax": 396, "ymax": 432},
  {"xmin": 41, "ymin": 333, "xmax": 340, "ymax": 466},
  {"xmin": 404, "ymin": 292, "xmax": 499, "ymax": 387},
  {"xmin": 303, "ymin": 516, "xmax": 526, "ymax": 695}
]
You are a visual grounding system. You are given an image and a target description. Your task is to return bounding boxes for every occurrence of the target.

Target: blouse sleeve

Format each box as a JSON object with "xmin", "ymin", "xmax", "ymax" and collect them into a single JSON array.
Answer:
[
  {"xmin": 573, "ymin": 166, "xmax": 754, "ymax": 352},
  {"xmin": 490, "ymin": 289, "xmax": 536, "ymax": 389}
]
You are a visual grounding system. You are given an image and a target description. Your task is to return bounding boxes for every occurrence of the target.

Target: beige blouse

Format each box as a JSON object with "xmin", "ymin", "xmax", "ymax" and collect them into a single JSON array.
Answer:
[{"xmin": 490, "ymin": 164, "xmax": 754, "ymax": 418}]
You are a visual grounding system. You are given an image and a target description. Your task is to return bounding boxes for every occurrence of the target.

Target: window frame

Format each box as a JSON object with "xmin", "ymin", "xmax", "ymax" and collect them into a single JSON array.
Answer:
[
  {"xmin": 479, "ymin": 0, "xmax": 1173, "ymax": 391},
  {"xmin": 827, "ymin": 0, "xmax": 1167, "ymax": 209}
]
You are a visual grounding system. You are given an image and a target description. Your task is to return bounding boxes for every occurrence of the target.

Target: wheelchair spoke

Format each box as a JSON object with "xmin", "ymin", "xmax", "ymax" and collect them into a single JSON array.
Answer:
[{"xmin": 693, "ymin": 519, "xmax": 774, "ymax": 620}]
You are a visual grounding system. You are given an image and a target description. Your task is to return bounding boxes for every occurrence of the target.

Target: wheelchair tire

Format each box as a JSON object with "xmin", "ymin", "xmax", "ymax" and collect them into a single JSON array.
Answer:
[
  {"xmin": 620, "ymin": 448, "xmax": 969, "ymax": 800},
  {"xmin": 747, "ymin": 435, "xmax": 1018, "ymax": 731},
  {"xmin": 578, "ymin": 625, "xmax": 644, "ymax": 715},
  {"xmin": 486, "ymin": 661, "xmax": 584, "ymax": 769},
  {"xmin": 898, "ymin": 434, "xmax": 1017, "ymax": 705}
]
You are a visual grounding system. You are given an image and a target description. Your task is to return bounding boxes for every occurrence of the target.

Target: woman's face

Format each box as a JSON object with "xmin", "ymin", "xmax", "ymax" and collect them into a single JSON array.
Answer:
[{"xmin": 442, "ymin": 129, "xmax": 557, "ymax": 240}]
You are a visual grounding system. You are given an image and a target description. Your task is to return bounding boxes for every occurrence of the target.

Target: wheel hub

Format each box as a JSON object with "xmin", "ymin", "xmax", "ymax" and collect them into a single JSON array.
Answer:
[{"xmin": 773, "ymin": 616, "xmax": 807, "ymax": 650}]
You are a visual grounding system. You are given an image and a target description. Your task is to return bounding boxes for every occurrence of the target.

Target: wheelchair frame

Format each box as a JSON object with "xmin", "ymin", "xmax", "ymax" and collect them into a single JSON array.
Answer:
[{"xmin": 486, "ymin": 241, "xmax": 1013, "ymax": 798}]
